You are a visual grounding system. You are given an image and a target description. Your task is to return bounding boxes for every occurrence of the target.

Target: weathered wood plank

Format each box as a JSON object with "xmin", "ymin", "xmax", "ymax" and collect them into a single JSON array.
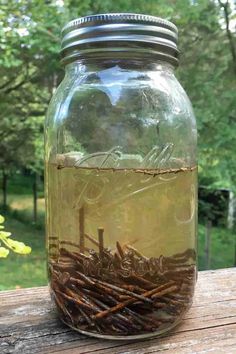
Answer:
[{"xmin": 0, "ymin": 268, "xmax": 235, "ymax": 354}]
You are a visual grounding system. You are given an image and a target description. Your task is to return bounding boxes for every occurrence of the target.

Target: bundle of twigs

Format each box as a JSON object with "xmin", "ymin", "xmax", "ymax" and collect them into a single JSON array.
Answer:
[{"xmin": 49, "ymin": 225, "xmax": 196, "ymax": 336}]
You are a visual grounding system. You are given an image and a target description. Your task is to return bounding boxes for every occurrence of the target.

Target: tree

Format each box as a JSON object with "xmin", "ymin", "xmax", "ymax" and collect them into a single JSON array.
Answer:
[
  {"xmin": 0, "ymin": 0, "xmax": 236, "ymax": 207},
  {"xmin": 0, "ymin": 0, "xmax": 61, "ymax": 209}
]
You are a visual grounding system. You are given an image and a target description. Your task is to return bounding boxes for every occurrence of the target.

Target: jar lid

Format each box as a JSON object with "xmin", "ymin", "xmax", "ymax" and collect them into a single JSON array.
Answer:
[{"xmin": 61, "ymin": 13, "xmax": 179, "ymax": 66}]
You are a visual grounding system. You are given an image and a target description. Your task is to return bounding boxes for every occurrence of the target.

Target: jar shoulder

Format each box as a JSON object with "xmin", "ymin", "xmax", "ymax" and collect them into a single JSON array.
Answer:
[
  {"xmin": 48, "ymin": 65, "xmax": 195, "ymax": 125},
  {"xmin": 45, "ymin": 64, "xmax": 196, "ymax": 170}
]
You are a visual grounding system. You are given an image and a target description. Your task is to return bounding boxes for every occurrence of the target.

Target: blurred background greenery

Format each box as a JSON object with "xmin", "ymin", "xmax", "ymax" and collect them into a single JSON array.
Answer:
[{"xmin": 0, "ymin": 0, "xmax": 236, "ymax": 290}]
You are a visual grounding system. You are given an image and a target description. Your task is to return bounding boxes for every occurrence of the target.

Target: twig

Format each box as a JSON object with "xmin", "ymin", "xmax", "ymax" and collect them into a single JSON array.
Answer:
[
  {"xmin": 84, "ymin": 233, "xmax": 99, "ymax": 247},
  {"xmin": 98, "ymin": 227, "xmax": 104, "ymax": 258},
  {"xmin": 119, "ymin": 273, "xmax": 158, "ymax": 290},
  {"xmin": 52, "ymin": 289, "xmax": 75, "ymax": 325},
  {"xmin": 151, "ymin": 285, "xmax": 178, "ymax": 299},
  {"xmin": 50, "ymin": 241, "xmax": 196, "ymax": 335},
  {"xmin": 91, "ymin": 277, "xmax": 153, "ymax": 304},
  {"xmin": 79, "ymin": 307, "xmax": 95, "ymax": 327},
  {"xmin": 125, "ymin": 245, "xmax": 148, "ymax": 260},
  {"xmin": 79, "ymin": 207, "xmax": 85, "ymax": 253},
  {"xmin": 60, "ymin": 248, "xmax": 90, "ymax": 261},
  {"xmin": 116, "ymin": 241, "xmax": 124, "ymax": 258},
  {"xmin": 93, "ymin": 281, "xmax": 176, "ymax": 320}
]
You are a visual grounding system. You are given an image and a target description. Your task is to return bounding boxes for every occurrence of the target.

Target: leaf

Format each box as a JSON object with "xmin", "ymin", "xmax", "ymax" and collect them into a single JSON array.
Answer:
[
  {"xmin": 0, "ymin": 231, "xmax": 11, "ymax": 238},
  {"xmin": 19, "ymin": 245, "xmax": 32, "ymax": 255},
  {"xmin": 0, "ymin": 247, "xmax": 9, "ymax": 258},
  {"xmin": 0, "ymin": 215, "xmax": 5, "ymax": 224},
  {"xmin": 3, "ymin": 238, "xmax": 31, "ymax": 254}
]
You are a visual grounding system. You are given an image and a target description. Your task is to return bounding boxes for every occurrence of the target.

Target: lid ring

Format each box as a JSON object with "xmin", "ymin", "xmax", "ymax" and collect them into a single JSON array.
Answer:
[{"xmin": 61, "ymin": 13, "xmax": 179, "ymax": 66}]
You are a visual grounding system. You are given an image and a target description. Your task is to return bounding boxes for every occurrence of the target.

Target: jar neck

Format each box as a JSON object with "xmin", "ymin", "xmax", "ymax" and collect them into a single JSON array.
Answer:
[{"xmin": 64, "ymin": 57, "xmax": 175, "ymax": 75}]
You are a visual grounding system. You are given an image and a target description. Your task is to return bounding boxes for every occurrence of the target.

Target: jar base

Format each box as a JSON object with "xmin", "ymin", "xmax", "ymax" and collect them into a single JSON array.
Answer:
[{"xmin": 60, "ymin": 310, "xmax": 188, "ymax": 341}]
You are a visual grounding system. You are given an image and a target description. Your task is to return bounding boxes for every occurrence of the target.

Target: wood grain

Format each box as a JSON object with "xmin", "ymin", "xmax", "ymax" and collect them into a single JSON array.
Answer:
[{"xmin": 0, "ymin": 268, "xmax": 236, "ymax": 354}]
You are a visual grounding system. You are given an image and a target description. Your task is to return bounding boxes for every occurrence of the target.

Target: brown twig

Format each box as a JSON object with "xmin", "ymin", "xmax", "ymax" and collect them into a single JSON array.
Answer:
[
  {"xmin": 119, "ymin": 273, "xmax": 158, "ymax": 290},
  {"xmin": 116, "ymin": 241, "xmax": 124, "ymax": 258},
  {"xmin": 84, "ymin": 233, "xmax": 99, "ymax": 247},
  {"xmin": 151, "ymin": 285, "xmax": 178, "ymax": 299},
  {"xmin": 125, "ymin": 245, "xmax": 148, "ymax": 260},
  {"xmin": 50, "ymin": 241, "xmax": 196, "ymax": 335},
  {"xmin": 79, "ymin": 207, "xmax": 85, "ymax": 253},
  {"xmin": 91, "ymin": 277, "xmax": 153, "ymax": 304},
  {"xmin": 59, "ymin": 241, "xmax": 90, "ymax": 252},
  {"xmin": 93, "ymin": 281, "xmax": 176, "ymax": 320},
  {"xmin": 55, "ymin": 285, "xmax": 92, "ymax": 310},
  {"xmin": 78, "ymin": 307, "xmax": 95, "ymax": 327},
  {"xmin": 60, "ymin": 248, "xmax": 90, "ymax": 261},
  {"xmin": 52, "ymin": 289, "xmax": 74, "ymax": 324},
  {"xmin": 98, "ymin": 227, "xmax": 104, "ymax": 258}
]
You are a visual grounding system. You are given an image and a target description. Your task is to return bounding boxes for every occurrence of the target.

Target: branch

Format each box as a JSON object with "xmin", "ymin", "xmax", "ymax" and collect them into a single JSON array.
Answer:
[
  {"xmin": 37, "ymin": 26, "xmax": 60, "ymax": 42},
  {"xmin": 2, "ymin": 71, "xmax": 42, "ymax": 95},
  {"xmin": 3, "ymin": 65, "xmax": 29, "ymax": 95},
  {"xmin": 4, "ymin": 78, "xmax": 27, "ymax": 94},
  {"xmin": 0, "ymin": 76, "xmax": 18, "ymax": 91},
  {"xmin": 218, "ymin": 0, "xmax": 236, "ymax": 75},
  {"xmin": 28, "ymin": 110, "xmax": 46, "ymax": 116}
]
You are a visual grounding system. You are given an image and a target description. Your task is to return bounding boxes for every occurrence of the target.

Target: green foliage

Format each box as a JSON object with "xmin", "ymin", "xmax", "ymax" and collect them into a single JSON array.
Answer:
[
  {"xmin": 0, "ymin": 0, "xmax": 62, "ymax": 175},
  {"xmin": 2, "ymin": 173, "xmax": 43, "ymax": 195},
  {"xmin": 198, "ymin": 223, "xmax": 235, "ymax": 270},
  {"xmin": 176, "ymin": 1, "xmax": 236, "ymax": 190},
  {"xmin": 0, "ymin": 215, "xmax": 46, "ymax": 290},
  {"xmin": 0, "ymin": 0, "xmax": 235, "ymax": 191},
  {"xmin": 0, "ymin": 214, "xmax": 31, "ymax": 257}
]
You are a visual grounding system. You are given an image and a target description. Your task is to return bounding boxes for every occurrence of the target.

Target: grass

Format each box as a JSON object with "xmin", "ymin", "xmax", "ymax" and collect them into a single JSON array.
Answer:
[
  {"xmin": 1, "ymin": 173, "xmax": 45, "ymax": 227},
  {"xmin": 0, "ymin": 216, "xmax": 47, "ymax": 291},
  {"xmin": 198, "ymin": 223, "xmax": 236, "ymax": 270},
  {"xmin": 0, "ymin": 174, "xmax": 47, "ymax": 290},
  {"xmin": 7, "ymin": 194, "xmax": 45, "ymax": 228},
  {"xmin": 8, "ymin": 194, "xmax": 45, "ymax": 211},
  {"xmin": 5, "ymin": 172, "xmax": 44, "ymax": 196}
]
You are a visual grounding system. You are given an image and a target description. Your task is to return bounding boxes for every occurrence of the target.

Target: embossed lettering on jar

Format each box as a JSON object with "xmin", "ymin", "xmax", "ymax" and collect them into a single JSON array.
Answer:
[{"xmin": 45, "ymin": 13, "xmax": 198, "ymax": 340}]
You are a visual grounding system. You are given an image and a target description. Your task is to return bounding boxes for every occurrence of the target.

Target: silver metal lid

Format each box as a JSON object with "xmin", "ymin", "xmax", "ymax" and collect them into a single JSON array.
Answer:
[{"xmin": 61, "ymin": 13, "xmax": 179, "ymax": 66}]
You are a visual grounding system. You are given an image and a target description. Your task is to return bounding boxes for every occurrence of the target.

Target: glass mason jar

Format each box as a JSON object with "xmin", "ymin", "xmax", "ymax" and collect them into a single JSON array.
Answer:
[{"xmin": 45, "ymin": 14, "xmax": 197, "ymax": 340}]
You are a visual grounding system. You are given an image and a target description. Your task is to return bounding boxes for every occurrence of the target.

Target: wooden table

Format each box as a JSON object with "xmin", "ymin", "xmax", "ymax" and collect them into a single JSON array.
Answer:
[{"xmin": 0, "ymin": 268, "xmax": 236, "ymax": 354}]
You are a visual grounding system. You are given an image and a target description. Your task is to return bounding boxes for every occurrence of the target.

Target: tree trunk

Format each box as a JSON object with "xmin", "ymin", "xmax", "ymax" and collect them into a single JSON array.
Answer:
[
  {"xmin": 2, "ymin": 169, "xmax": 8, "ymax": 210},
  {"xmin": 218, "ymin": 0, "xmax": 236, "ymax": 75},
  {"xmin": 234, "ymin": 234, "xmax": 236, "ymax": 267},
  {"xmin": 33, "ymin": 173, "xmax": 37, "ymax": 223},
  {"xmin": 205, "ymin": 219, "xmax": 212, "ymax": 270}
]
